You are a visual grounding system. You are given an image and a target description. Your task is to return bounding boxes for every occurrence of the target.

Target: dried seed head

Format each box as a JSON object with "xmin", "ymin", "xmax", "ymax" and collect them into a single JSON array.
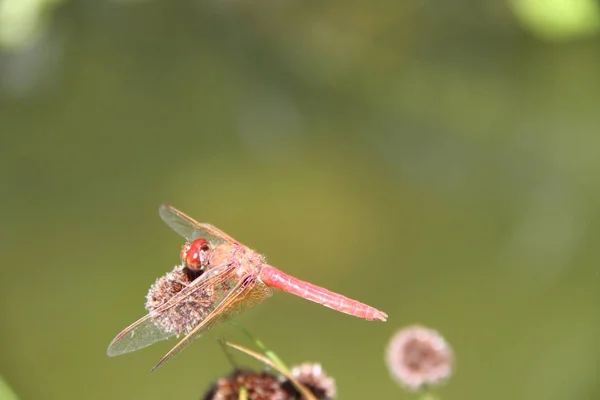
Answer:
[
  {"xmin": 203, "ymin": 369, "xmax": 290, "ymax": 400},
  {"xmin": 145, "ymin": 265, "xmax": 215, "ymax": 335},
  {"xmin": 282, "ymin": 362, "xmax": 337, "ymax": 400},
  {"xmin": 385, "ymin": 325, "xmax": 454, "ymax": 391}
]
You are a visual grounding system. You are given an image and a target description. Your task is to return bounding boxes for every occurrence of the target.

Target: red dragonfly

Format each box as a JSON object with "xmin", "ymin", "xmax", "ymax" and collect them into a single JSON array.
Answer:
[{"xmin": 107, "ymin": 205, "xmax": 387, "ymax": 371}]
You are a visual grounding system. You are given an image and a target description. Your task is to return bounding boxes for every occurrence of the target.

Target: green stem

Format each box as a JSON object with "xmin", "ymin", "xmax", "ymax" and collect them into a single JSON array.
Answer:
[
  {"xmin": 419, "ymin": 390, "xmax": 440, "ymax": 400},
  {"xmin": 217, "ymin": 336, "xmax": 239, "ymax": 369},
  {"xmin": 229, "ymin": 321, "xmax": 290, "ymax": 373},
  {"xmin": 0, "ymin": 376, "xmax": 19, "ymax": 400},
  {"xmin": 239, "ymin": 386, "xmax": 248, "ymax": 400}
]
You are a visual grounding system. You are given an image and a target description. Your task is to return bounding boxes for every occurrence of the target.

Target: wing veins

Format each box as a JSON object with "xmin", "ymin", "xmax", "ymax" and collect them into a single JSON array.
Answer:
[
  {"xmin": 159, "ymin": 204, "xmax": 239, "ymax": 244},
  {"xmin": 149, "ymin": 275, "xmax": 256, "ymax": 372},
  {"xmin": 108, "ymin": 263, "xmax": 235, "ymax": 351}
]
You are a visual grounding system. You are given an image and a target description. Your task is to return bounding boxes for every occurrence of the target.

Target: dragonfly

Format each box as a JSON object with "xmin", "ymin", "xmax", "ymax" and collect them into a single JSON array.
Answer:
[{"xmin": 107, "ymin": 205, "xmax": 387, "ymax": 372}]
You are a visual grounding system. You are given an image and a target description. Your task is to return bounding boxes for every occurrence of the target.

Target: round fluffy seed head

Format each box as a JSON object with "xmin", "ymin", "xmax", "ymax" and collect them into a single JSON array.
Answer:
[
  {"xmin": 203, "ymin": 369, "xmax": 290, "ymax": 400},
  {"xmin": 385, "ymin": 325, "xmax": 454, "ymax": 391},
  {"xmin": 282, "ymin": 362, "xmax": 336, "ymax": 400},
  {"xmin": 145, "ymin": 265, "xmax": 215, "ymax": 335}
]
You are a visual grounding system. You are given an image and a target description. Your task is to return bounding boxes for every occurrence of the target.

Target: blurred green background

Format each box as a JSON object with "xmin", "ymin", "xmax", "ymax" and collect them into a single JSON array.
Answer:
[{"xmin": 1, "ymin": 0, "xmax": 599, "ymax": 399}]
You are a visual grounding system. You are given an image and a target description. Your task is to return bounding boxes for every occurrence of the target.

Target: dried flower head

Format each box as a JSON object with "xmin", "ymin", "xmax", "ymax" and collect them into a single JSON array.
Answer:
[
  {"xmin": 282, "ymin": 362, "xmax": 336, "ymax": 400},
  {"xmin": 385, "ymin": 325, "xmax": 453, "ymax": 391},
  {"xmin": 145, "ymin": 264, "xmax": 215, "ymax": 335},
  {"xmin": 203, "ymin": 369, "xmax": 290, "ymax": 400}
]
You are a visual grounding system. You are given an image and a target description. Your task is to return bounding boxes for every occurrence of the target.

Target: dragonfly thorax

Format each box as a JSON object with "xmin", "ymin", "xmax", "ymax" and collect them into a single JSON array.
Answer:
[{"xmin": 210, "ymin": 243, "xmax": 266, "ymax": 278}]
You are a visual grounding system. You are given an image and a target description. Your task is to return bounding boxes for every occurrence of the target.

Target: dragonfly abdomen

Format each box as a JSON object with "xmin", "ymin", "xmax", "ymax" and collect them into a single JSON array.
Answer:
[{"xmin": 259, "ymin": 265, "xmax": 387, "ymax": 321}]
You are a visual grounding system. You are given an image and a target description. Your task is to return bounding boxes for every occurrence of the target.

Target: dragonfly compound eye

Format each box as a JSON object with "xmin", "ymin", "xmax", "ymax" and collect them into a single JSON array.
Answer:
[{"xmin": 181, "ymin": 238, "xmax": 210, "ymax": 270}]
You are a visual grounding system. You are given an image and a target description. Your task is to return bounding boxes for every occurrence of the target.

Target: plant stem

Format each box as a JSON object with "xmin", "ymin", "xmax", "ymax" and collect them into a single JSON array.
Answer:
[
  {"xmin": 239, "ymin": 386, "xmax": 247, "ymax": 400},
  {"xmin": 229, "ymin": 321, "xmax": 289, "ymax": 372},
  {"xmin": 419, "ymin": 391, "xmax": 440, "ymax": 400}
]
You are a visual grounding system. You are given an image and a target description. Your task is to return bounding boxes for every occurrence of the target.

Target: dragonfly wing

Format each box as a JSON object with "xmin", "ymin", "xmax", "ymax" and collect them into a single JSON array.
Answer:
[
  {"xmin": 107, "ymin": 262, "xmax": 238, "ymax": 356},
  {"xmin": 107, "ymin": 316, "xmax": 176, "ymax": 356},
  {"xmin": 149, "ymin": 278, "xmax": 273, "ymax": 372},
  {"xmin": 158, "ymin": 204, "xmax": 238, "ymax": 245}
]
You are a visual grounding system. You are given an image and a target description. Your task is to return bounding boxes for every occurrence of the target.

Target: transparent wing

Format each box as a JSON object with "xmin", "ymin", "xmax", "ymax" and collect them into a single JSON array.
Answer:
[
  {"xmin": 107, "ymin": 262, "xmax": 240, "ymax": 357},
  {"xmin": 158, "ymin": 204, "xmax": 238, "ymax": 245},
  {"xmin": 149, "ymin": 280, "xmax": 273, "ymax": 372},
  {"xmin": 106, "ymin": 316, "xmax": 176, "ymax": 357}
]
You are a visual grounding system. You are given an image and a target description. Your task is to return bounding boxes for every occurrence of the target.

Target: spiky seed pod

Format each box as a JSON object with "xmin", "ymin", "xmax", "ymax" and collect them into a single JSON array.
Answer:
[
  {"xmin": 385, "ymin": 325, "xmax": 454, "ymax": 391},
  {"xmin": 145, "ymin": 264, "xmax": 215, "ymax": 335},
  {"xmin": 281, "ymin": 362, "xmax": 336, "ymax": 399},
  {"xmin": 203, "ymin": 369, "xmax": 290, "ymax": 400}
]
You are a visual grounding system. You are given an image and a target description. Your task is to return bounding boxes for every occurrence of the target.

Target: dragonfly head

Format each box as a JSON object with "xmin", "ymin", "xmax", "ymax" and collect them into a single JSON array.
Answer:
[{"xmin": 180, "ymin": 238, "xmax": 210, "ymax": 271}]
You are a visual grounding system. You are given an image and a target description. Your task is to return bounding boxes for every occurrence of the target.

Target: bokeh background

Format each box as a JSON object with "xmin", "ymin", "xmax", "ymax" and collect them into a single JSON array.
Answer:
[{"xmin": 1, "ymin": 0, "xmax": 599, "ymax": 399}]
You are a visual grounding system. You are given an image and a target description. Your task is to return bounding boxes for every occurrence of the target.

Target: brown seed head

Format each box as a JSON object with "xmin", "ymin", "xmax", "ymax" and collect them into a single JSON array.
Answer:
[
  {"xmin": 385, "ymin": 325, "xmax": 454, "ymax": 391},
  {"xmin": 203, "ymin": 369, "xmax": 290, "ymax": 400},
  {"xmin": 145, "ymin": 264, "xmax": 215, "ymax": 335},
  {"xmin": 282, "ymin": 362, "xmax": 337, "ymax": 400}
]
